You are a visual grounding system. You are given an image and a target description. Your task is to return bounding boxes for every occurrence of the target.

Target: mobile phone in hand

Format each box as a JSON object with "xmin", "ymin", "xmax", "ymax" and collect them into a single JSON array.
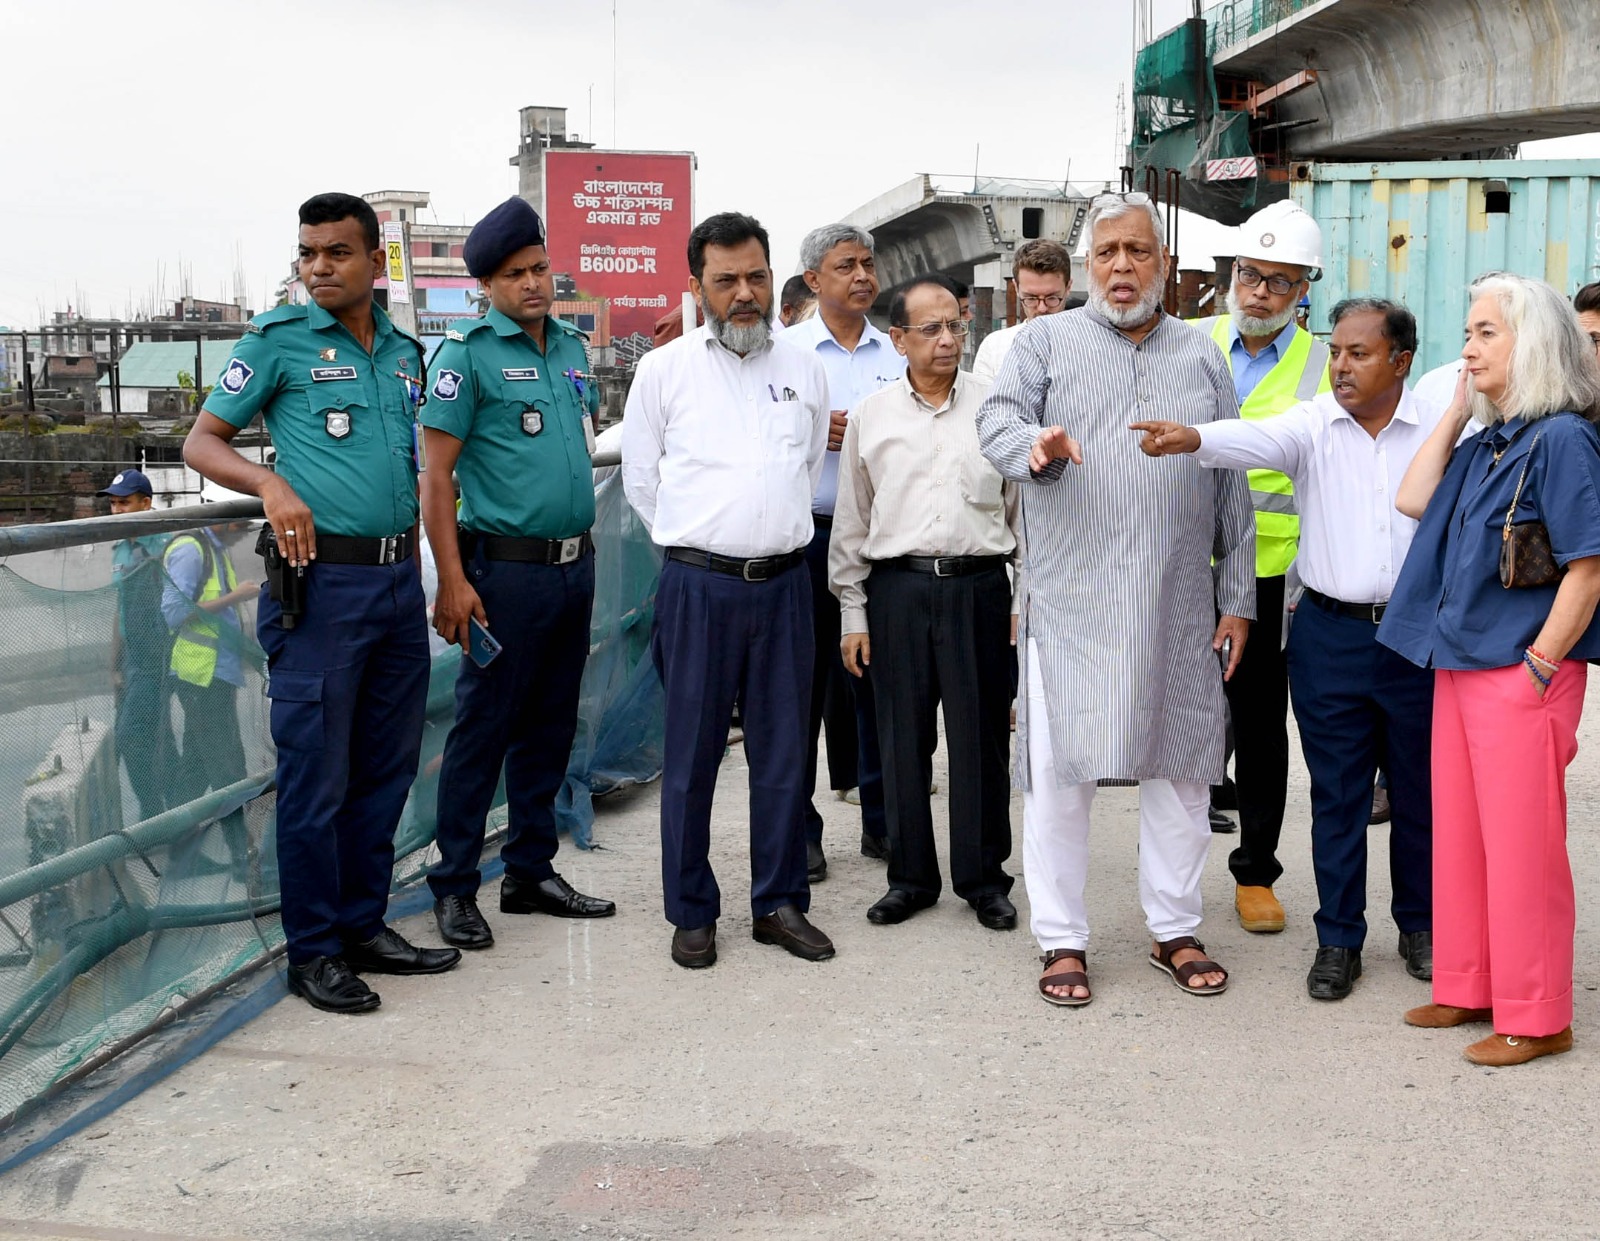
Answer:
[{"xmin": 467, "ymin": 615, "xmax": 502, "ymax": 668}]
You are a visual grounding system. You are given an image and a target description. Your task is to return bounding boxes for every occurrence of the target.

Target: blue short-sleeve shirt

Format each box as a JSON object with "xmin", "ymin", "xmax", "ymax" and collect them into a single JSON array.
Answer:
[
  {"xmin": 202, "ymin": 301, "xmax": 425, "ymax": 538},
  {"xmin": 1378, "ymin": 412, "xmax": 1600, "ymax": 669}
]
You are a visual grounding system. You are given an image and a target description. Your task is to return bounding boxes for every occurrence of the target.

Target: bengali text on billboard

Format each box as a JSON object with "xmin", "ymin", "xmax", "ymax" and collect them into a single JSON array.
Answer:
[{"xmin": 542, "ymin": 149, "xmax": 695, "ymax": 344}]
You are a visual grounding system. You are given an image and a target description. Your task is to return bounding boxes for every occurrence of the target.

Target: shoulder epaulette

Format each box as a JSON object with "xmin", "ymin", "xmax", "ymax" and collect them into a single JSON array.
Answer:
[{"xmin": 252, "ymin": 303, "xmax": 310, "ymax": 332}]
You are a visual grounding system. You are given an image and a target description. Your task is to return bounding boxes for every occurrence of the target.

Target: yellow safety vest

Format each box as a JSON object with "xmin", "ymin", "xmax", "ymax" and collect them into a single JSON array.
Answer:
[
  {"xmin": 165, "ymin": 533, "xmax": 237, "ymax": 688},
  {"xmin": 1190, "ymin": 316, "xmax": 1331, "ymax": 578}
]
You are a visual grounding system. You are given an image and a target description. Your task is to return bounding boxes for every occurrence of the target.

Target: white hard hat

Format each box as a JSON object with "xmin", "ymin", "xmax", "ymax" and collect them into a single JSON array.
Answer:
[{"xmin": 1236, "ymin": 200, "xmax": 1323, "ymax": 277}]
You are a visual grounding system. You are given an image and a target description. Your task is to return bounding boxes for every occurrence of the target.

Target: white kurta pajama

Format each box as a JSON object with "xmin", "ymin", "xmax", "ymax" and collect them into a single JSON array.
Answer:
[{"xmin": 977, "ymin": 306, "xmax": 1256, "ymax": 950}]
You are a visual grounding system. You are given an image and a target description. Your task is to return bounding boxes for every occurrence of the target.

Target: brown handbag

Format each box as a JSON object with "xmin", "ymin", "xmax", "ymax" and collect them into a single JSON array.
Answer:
[{"xmin": 1498, "ymin": 426, "xmax": 1564, "ymax": 589}]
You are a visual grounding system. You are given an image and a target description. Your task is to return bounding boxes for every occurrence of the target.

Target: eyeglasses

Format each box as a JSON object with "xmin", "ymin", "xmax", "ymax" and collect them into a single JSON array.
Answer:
[
  {"xmin": 1092, "ymin": 191, "xmax": 1153, "ymax": 206},
  {"xmin": 902, "ymin": 320, "xmax": 968, "ymax": 339},
  {"xmin": 1019, "ymin": 294, "xmax": 1066, "ymax": 310},
  {"xmin": 1234, "ymin": 265, "xmax": 1300, "ymax": 296}
]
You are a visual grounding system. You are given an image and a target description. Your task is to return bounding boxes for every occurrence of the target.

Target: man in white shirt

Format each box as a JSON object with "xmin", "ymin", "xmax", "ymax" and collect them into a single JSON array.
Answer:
[
  {"xmin": 622, "ymin": 212, "xmax": 835, "ymax": 971},
  {"xmin": 781, "ymin": 224, "xmax": 906, "ymax": 880},
  {"xmin": 971, "ymin": 239, "xmax": 1074, "ymax": 383},
  {"xmin": 1134, "ymin": 297, "xmax": 1438, "ymax": 1002},
  {"xmin": 830, "ymin": 276, "xmax": 1022, "ymax": 931}
]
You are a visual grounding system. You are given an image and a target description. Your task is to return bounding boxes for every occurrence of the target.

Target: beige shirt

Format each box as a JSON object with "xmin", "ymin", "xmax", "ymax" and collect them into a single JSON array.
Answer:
[{"xmin": 829, "ymin": 371, "xmax": 1021, "ymax": 635}]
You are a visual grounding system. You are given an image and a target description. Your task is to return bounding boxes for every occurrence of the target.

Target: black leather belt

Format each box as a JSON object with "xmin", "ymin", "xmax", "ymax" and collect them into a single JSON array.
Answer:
[
  {"xmin": 465, "ymin": 530, "xmax": 593, "ymax": 565},
  {"xmin": 882, "ymin": 554, "xmax": 1009, "ymax": 578},
  {"xmin": 316, "ymin": 531, "xmax": 415, "ymax": 565},
  {"xmin": 1304, "ymin": 586, "xmax": 1387, "ymax": 623},
  {"xmin": 665, "ymin": 546, "xmax": 805, "ymax": 581}
]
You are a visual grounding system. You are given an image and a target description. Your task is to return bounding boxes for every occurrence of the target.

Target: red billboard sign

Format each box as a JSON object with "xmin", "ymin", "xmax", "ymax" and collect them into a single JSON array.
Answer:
[{"xmin": 542, "ymin": 149, "xmax": 695, "ymax": 345}]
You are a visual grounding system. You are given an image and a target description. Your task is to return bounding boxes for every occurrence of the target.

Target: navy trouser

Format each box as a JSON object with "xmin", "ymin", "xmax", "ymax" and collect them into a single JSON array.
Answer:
[
  {"xmin": 1285, "ymin": 595, "xmax": 1433, "ymax": 950},
  {"xmin": 801, "ymin": 519, "xmax": 887, "ymax": 846},
  {"xmin": 651, "ymin": 558, "xmax": 812, "ymax": 928},
  {"xmin": 259, "ymin": 561, "xmax": 430, "ymax": 966},
  {"xmin": 429, "ymin": 551, "xmax": 594, "ymax": 899},
  {"xmin": 115, "ymin": 666, "xmax": 173, "ymax": 821}
]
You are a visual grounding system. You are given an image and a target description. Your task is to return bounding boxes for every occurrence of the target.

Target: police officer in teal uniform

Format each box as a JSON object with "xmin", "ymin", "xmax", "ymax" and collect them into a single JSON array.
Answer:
[
  {"xmin": 184, "ymin": 192, "xmax": 460, "ymax": 1014},
  {"xmin": 421, "ymin": 196, "xmax": 615, "ymax": 950}
]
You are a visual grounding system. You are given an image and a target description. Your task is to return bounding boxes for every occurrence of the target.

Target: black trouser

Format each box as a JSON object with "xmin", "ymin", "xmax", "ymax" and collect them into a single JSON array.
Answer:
[
  {"xmin": 865, "ymin": 562, "xmax": 1013, "ymax": 902},
  {"xmin": 173, "ymin": 677, "xmax": 250, "ymax": 870},
  {"xmin": 1225, "ymin": 573, "xmax": 1290, "ymax": 888}
]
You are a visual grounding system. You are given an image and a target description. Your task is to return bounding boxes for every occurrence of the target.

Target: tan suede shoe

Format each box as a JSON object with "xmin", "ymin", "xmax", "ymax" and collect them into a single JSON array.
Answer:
[
  {"xmin": 1235, "ymin": 885, "xmax": 1285, "ymax": 933},
  {"xmin": 1462, "ymin": 1027, "xmax": 1573, "ymax": 1066},
  {"xmin": 1405, "ymin": 1003, "xmax": 1493, "ymax": 1028}
]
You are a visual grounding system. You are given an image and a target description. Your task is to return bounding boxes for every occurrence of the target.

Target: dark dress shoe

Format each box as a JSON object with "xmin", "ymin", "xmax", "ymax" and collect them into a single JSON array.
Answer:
[
  {"xmin": 972, "ymin": 892, "xmax": 1018, "ymax": 930},
  {"xmin": 1306, "ymin": 945, "xmax": 1362, "ymax": 1000},
  {"xmin": 806, "ymin": 840, "xmax": 827, "ymax": 883},
  {"xmin": 501, "ymin": 872, "xmax": 616, "ymax": 918},
  {"xmin": 867, "ymin": 889, "xmax": 937, "ymax": 925},
  {"xmin": 1370, "ymin": 784, "xmax": 1392, "ymax": 824},
  {"xmin": 859, "ymin": 832, "xmax": 890, "ymax": 861},
  {"xmin": 343, "ymin": 927, "xmax": 461, "ymax": 976},
  {"xmin": 434, "ymin": 895, "xmax": 494, "ymax": 949},
  {"xmin": 1398, "ymin": 930, "xmax": 1433, "ymax": 980},
  {"xmin": 671, "ymin": 922, "xmax": 717, "ymax": 969},
  {"xmin": 1208, "ymin": 805, "xmax": 1237, "ymax": 834},
  {"xmin": 752, "ymin": 904, "xmax": 835, "ymax": 961},
  {"xmin": 287, "ymin": 956, "xmax": 380, "ymax": 1013}
]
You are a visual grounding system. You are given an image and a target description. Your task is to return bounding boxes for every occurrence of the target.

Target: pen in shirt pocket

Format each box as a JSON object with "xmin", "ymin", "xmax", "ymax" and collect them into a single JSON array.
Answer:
[{"xmin": 767, "ymin": 384, "xmax": 801, "ymax": 402}]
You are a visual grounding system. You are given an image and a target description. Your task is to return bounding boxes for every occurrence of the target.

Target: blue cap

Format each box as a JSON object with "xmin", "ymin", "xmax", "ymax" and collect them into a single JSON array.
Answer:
[
  {"xmin": 98, "ymin": 469, "xmax": 152, "ymax": 497},
  {"xmin": 463, "ymin": 197, "xmax": 546, "ymax": 280}
]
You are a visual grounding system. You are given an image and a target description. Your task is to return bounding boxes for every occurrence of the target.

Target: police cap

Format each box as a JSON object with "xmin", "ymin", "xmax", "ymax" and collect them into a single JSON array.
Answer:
[
  {"xmin": 98, "ymin": 468, "xmax": 153, "ymax": 497},
  {"xmin": 464, "ymin": 197, "xmax": 547, "ymax": 280}
]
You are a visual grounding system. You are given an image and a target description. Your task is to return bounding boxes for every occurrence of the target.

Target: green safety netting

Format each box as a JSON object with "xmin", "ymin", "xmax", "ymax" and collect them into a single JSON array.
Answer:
[{"xmin": 0, "ymin": 474, "xmax": 663, "ymax": 1124}]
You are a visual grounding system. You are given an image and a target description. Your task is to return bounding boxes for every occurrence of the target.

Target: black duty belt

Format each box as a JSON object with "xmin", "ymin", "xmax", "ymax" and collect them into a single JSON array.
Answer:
[
  {"xmin": 1303, "ymin": 586, "xmax": 1387, "ymax": 624},
  {"xmin": 316, "ymin": 531, "xmax": 415, "ymax": 565},
  {"xmin": 665, "ymin": 546, "xmax": 805, "ymax": 582},
  {"xmin": 466, "ymin": 530, "xmax": 593, "ymax": 565},
  {"xmin": 882, "ymin": 554, "xmax": 1009, "ymax": 578}
]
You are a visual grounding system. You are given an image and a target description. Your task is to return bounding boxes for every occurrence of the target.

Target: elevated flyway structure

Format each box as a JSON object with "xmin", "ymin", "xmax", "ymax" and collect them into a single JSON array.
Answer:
[{"xmin": 841, "ymin": 174, "xmax": 1094, "ymax": 327}]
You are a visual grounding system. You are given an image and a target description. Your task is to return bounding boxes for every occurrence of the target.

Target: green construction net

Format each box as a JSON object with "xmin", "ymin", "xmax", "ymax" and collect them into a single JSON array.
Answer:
[{"xmin": 0, "ymin": 474, "xmax": 663, "ymax": 1125}]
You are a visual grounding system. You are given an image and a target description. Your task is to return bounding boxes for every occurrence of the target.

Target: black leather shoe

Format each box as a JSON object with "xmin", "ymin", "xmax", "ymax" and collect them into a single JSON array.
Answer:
[
  {"xmin": 806, "ymin": 840, "xmax": 827, "ymax": 883},
  {"xmin": 752, "ymin": 904, "xmax": 835, "ymax": 961},
  {"xmin": 1306, "ymin": 945, "xmax": 1362, "ymax": 1000},
  {"xmin": 1398, "ymin": 930, "xmax": 1433, "ymax": 980},
  {"xmin": 866, "ymin": 889, "xmax": 936, "ymax": 925},
  {"xmin": 972, "ymin": 892, "xmax": 1018, "ymax": 931},
  {"xmin": 671, "ymin": 922, "xmax": 717, "ymax": 969},
  {"xmin": 500, "ymin": 872, "xmax": 616, "ymax": 918},
  {"xmin": 859, "ymin": 832, "xmax": 890, "ymax": 861},
  {"xmin": 434, "ymin": 895, "xmax": 494, "ymax": 950},
  {"xmin": 287, "ymin": 956, "xmax": 380, "ymax": 1013},
  {"xmin": 1208, "ymin": 805, "xmax": 1237, "ymax": 834},
  {"xmin": 343, "ymin": 927, "xmax": 461, "ymax": 976}
]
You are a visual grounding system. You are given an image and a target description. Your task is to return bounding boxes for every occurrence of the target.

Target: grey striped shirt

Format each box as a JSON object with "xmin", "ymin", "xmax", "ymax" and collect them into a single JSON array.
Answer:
[{"xmin": 976, "ymin": 307, "xmax": 1256, "ymax": 788}]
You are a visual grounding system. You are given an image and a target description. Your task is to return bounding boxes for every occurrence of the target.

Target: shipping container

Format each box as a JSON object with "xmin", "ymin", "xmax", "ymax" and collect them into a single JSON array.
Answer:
[{"xmin": 1289, "ymin": 159, "xmax": 1600, "ymax": 374}]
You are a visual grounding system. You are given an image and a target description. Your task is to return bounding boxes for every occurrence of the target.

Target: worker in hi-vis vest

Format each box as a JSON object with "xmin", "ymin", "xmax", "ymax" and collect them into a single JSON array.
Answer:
[
  {"xmin": 1187, "ymin": 200, "xmax": 1331, "ymax": 938},
  {"xmin": 161, "ymin": 523, "xmax": 259, "ymax": 881}
]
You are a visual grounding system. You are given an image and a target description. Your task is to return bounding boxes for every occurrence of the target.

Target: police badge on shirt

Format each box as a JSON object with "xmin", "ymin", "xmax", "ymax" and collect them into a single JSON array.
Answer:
[{"xmin": 521, "ymin": 405, "xmax": 543, "ymax": 436}]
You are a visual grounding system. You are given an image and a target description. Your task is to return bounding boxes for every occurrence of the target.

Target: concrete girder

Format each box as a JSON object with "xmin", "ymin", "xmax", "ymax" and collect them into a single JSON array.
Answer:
[{"xmin": 1213, "ymin": 0, "xmax": 1600, "ymax": 160}]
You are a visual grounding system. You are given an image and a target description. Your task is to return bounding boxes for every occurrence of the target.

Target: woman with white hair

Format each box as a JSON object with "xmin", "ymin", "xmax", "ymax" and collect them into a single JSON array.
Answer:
[{"xmin": 1378, "ymin": 273, "xmax": 1600, "ymax": 1066}]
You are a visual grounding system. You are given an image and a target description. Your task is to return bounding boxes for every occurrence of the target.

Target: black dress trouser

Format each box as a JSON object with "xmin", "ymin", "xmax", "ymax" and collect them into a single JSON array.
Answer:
[
  {"xmin": 1225, "ymin": 573, "xmax": 1291, "ymax": 888},
  {"xmin": 865, "ymin": 561, "xmax": 1014, "ymax": 902}
]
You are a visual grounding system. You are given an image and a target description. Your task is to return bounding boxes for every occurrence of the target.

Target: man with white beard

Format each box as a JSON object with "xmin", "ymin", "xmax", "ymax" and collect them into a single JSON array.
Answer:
[
  {"xmin": 622, "ymin": 212, "xmax": 835, "ymax": 971},
  {"xmin": 1187, "ymin": 201, "xmax": 1331, "ymax": 939},
  {"xmin": 976, "ymin": 192, "xmax": 1256, "ymax": 1005}
]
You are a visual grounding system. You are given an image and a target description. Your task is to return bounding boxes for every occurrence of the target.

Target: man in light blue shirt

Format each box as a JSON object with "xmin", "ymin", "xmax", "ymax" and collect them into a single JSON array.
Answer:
[
  {"xmin": 781, "ymin": 223, "xmax": 906, "ymax": 879},
  {"xmin": 1229, "ymin": 318, "xmax": 1300, "ymax": 406}
]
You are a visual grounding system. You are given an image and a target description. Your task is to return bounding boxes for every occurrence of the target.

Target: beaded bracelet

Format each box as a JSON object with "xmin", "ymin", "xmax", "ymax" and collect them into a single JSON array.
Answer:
[
  {"xmin": 1528, "ymin": 644, "xmax": 1559, "ymax": 670},
  {"xmin": 1524, "ymin": 650, "xmax": 1553, "ymax": 687}
]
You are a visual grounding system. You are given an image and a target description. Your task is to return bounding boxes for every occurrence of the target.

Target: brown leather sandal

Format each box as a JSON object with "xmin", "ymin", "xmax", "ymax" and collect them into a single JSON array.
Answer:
[
  {"xmin": 1149, "ymin": 936, "xmax": 1228, "ymax": 996},
  {"xmin": 1039, "ymin": 948, "xmax": 1091, "ymax": 1007}
]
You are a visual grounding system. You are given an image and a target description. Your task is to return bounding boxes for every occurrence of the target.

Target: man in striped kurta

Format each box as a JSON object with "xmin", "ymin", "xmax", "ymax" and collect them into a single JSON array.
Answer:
[{"xmin": 976, "ymin": 192, "xmax": 1255, "ymax": 1005}]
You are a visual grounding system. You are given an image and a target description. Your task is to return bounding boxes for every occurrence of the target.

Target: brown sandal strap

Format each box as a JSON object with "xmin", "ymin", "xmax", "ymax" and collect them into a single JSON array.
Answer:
[
  {"xmin": 1172, "ymin": 958, "xmax": 1227, "ymax": 985},
  {"xmin": 1154, "ymin": 936, "xmax": 1203, "ymax": 964},
  {"xmin": 1041, "ymin": 948, "xmax": 1088, "ymax": 967}
]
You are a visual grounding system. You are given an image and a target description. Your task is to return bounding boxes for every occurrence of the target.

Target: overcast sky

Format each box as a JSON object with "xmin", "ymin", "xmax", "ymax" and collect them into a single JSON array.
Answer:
[{"xmin": 2, "ymin": 0, "xmax": 1596, "ymax": 328}]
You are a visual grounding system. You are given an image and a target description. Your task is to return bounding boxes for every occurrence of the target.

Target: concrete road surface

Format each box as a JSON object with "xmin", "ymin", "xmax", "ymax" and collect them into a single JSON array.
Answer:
[{"xmin": 1, "ymin": 698, "xmax": 1599, "ymax": 1240}]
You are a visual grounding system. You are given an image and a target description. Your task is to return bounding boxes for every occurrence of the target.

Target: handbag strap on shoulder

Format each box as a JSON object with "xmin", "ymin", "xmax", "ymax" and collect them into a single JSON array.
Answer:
[{"xmin": 1502, "ymin": 425, "xmax": 1546, "ymax": 541}]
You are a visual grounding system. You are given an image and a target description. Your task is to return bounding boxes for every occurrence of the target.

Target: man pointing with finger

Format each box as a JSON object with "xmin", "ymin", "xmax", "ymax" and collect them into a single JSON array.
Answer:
[{"xmin": 976, "ymin": 191, "xmax": 1255, "ymax": 1006}]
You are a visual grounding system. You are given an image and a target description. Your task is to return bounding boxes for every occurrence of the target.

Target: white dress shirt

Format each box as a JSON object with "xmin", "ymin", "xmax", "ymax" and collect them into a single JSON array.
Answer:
[
  {"xmin": 1192, "ymin": 387, "xmax": 1444, "ymax": 604},
  {"xmin": 621, "ymin": 324, "xmax": 829, "ymax": 558},
  {"xmin": 972, "ymin": 322, "xmax": 1023, "ymax": 384},
  {"xmin": 779, "ymin": 313, "xmax": 906, "ymax": 516},
  {"xmin": 830, "ymin": 372, "xmax": 1020, "ymax": 634}
]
